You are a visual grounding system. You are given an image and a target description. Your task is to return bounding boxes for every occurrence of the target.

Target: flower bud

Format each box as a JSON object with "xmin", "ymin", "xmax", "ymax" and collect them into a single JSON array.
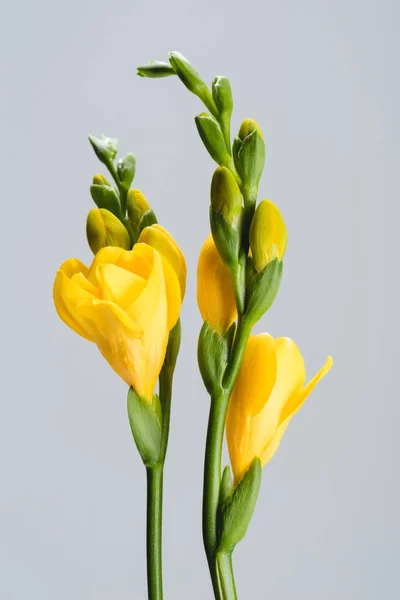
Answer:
[
  {"xmin": 117, "ymin": 152, "xmax": 136, "ymax": 190},
  {"xmin": 233, "ymin": 119, "xmax": 265, "ymax": 193},
  {"xmin": 93, "ymin": 174, "xmax": 111, "ymax": 186},
  {"xmin": 127, "ymin": 189, "xmax": 157, "ymax": 235},
  {"xmin": 195, "ymin": 113, "xmax": 231, "ymax": 167},
  {"xmin": 249, "ymin": 200, "xmax": 287, "ymax": 270},
  {"xmin": 86, "ymin": 208, "xmax": 131, "ymax": 255},
  {"xmin": 169, "ymin": 51, "xmax": 218, "ymax": 115},
  {"xmin": 211, "ymin": 167, "xmax": 242, "ymax": 225},
  {"xmin": 137, "ymin": 60, "xmax": 176, "ymax": 78},
  {"xmin": 212, "ymin": 76, "xmax": 233, "ymax": 119},
  {"xmin": 238, "ymin": 118, "xmax": 263, "ymax": 141},
  {"xmin": 88, "ymin": 134, "xmax": 118, "ymax": 164},
  {"xmin": 90, "ymin": 184, "xmax": 121, "ymax": 217}
]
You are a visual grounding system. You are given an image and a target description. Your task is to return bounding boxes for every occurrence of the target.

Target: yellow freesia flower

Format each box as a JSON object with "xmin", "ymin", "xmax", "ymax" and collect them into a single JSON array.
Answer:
[
  {"xmin": 226, "ymin": 334, "xmax": 333, "ymax": 481},
  {"xmin": 139, "ymin": 224, "xmax": 186, "ymax": 329},
  {"xmin": 197, "ymin": 235, "xmax": 237, "ymax": 334},
  {"xmin": 53, "ymin": 239, "xmax": 185, "ymax": 401},
  {"xmin": 249, "ymin": 200, "xmax": 287, "ymax": 270}
]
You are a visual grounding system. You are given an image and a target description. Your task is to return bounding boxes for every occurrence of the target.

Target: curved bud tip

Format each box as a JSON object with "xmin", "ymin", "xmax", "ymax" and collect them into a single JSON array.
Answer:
[
  {"xmin": 210, "ymin": 167, "xmax": 242, "ymax": 224},
  {"xmin": 238, "ymin": 118, "xmax": 263, "ymax": 141},
  {"xmin": 86, "ymin": 208, "xmax": 131, "ymax": 255},
  {"xmin": 249, "ymin": 200, "xmax": 287, "ymax": 270}
]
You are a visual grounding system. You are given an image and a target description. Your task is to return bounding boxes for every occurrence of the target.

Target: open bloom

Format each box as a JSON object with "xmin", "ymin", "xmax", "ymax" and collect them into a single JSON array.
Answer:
[
  {"xmin": 197, "ymin": 235, "xmax": 237, "ymax": 334},
  {"xmin": 53, "ymin": 227, "xmax": 186, "ymax": 401},
  {"xmin": 226, "ymin": 334, "xmax": 332, "ymax": 481}
]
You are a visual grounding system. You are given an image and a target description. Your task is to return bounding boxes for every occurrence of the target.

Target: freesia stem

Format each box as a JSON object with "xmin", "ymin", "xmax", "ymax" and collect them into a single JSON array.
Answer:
[
  {"xmin": 146, "ymin": 466, "xmax": 163, "ymax": 600},
  {"xmin": 203, "ymin": 315, "xmax": 253, "ymax": 599},
  {"xmin": 216, "ymin": 552, "xmax": 238, "ymax": 600}
]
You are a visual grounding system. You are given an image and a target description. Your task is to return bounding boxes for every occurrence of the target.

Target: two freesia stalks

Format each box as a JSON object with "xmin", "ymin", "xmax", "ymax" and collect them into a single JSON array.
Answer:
[{"xmin": 138, "ymin": 51, "xmax": 332, "ymax": 599}]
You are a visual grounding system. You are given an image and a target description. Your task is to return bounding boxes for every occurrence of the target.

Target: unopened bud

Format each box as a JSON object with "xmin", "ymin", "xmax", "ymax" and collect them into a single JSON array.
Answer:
[
  {"xmin": 249, "ymin": 200, "xmax": 287, "ymax": 270},
  {"xmin": 210, "ymin": 167, "xmax": 242, "ymax": 225},
  {"xmin": 93, "ymin": 174, "xmax": 111, "ymax": 186},
  {"xmin": 90, "ymin": 183, "xmax": 121, "ymax": 218},
  {"xmin": 137, "ymin": 61, "xmax": 176, "ymax": 78},
  {"xmin": 212, "ymin": 76, "xmax": 233, "ymax": 119},
  {"xmin": 238, "ymin": 118, "xmax": 263, "ymax": 141},
  {"xmin": 88, "ymin": 134, "xmax": 118, "ymax": 164},
  {"xmin": 86, "ymin": 208, "xmax": 131, "ymax": 255},
  {"xmin": 233, "ymin": 119, "xmax": 265, "ymax": 192},
  {"xmin": 117, "ymin": 152, "xmax": 136, "ymax": 190},
  {"xmin": 195, "ymin": 113, "xmax": 231, "ymax": 166},
  {"xmin": 169, "ymin": 51, "xmax": 218, "ymax": 116},
  {"xmin": 127, "ymin": 189, "xmax": 157, "ymax": 236}
]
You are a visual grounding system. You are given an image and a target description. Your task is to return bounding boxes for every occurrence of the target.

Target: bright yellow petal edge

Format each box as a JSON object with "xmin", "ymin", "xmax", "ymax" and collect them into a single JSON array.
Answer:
[
  {"xmin": 226, "ymin": 333, "xmax": 333, "ymax": 482},
  {"xmin": 53, "ymin": 234, "xmax": 186, "ymax": 401}
]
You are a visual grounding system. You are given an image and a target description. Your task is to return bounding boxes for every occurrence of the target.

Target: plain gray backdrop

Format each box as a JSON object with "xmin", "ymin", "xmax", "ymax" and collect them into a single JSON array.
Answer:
[{"xmin": 1, "ymin": 0, "xmax": 398, "ymax": 598}]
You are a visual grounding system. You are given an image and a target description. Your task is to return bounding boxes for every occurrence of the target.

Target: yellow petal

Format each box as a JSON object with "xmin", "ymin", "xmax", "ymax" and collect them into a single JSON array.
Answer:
[
  {"xmin": 249, "ymin": 200, "xmax": 287, "ymax": 270},
  {"xmin": 139, "ymin": 224, "xmax": 187, "ymax": 298},
  {"xmin": 54, "ymin": 270, "xmax": 100, "ymax": 340},
  {"xmin": 197, "ymin": 235, "xmax": 237, "ymax": 334},
  {"xmin": 59, "ymin": 258, "xmax": 89, "ymax": 279},
  {"xmin": 279, "ymin": 356, "xmax": 333, "ymax": 424},
  {"xmin": 95, "ymin": 263, "xmax": 146, "ymax": 310},
  {"xmin": 261, "ymin": 355, "xmax": 333, "ymax": 466},
  {"xmin": 53, "ymin": 270, "xmax": 92, "ymax": 340},
  {"xmin": 226, "ymin": 334, "xmax": 277, "ymax": 482},
  {"xmin": 87, "ymin": 246, "xmax": 126, "ymax": 284},
  {"xmin": 70, "ymin": 272, "xmax": 101, "ymax": 298}
]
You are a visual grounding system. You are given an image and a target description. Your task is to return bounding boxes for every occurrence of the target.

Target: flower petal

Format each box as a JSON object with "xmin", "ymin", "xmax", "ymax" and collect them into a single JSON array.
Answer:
[
  {"xmin": 95, "ymin": 263, "xmax": 146, "ymax": 310},
  {"xmin": 197, "ymin": 235, "xmax": 237, "ymax": 334},
  {"xmin": 87, "ymin": 247, "xmax": 126, "ymax": 284}
]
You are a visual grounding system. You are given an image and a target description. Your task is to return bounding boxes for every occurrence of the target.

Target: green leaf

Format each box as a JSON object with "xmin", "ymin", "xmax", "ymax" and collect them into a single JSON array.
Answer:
[
  {"xmin": 127, "ymin": 387, "xmax": 162, "ymax": 467},
  {"xmin": 90, "ymin": 184, "xmax": 121, "ymax": 217},
  {"xmin": 88, "ymin": 134, "xmax": 118, "ymax": 164},
  {"xmin": 218, "ymin": 458, "xmax": 262, "ymax": 552},
  {"xmin": 198, "ymin": 321, "xmax": 229, "ymax": 395},
  {"xmin": 195, "ymin": 114, "xmax": 231, "ymax": 166},
  {"xmin": 117, "ymin": 153, "xmax": 136, "ymax": 189},
  {"xmin": 137, "ymin": 61, "xmax": 176, "ymax": 78},
  {"xmin": 246, "ymin": 258, "xmax": 283, "ymax": 324}
]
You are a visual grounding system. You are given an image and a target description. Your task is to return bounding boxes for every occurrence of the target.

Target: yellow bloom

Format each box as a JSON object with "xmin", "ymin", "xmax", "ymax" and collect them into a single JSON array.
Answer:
[
  {"xmin": 226, "ymin": 334, "xmax": 332, "ymax": 481},
  {"xmin": 197, "ymin": 235, "xmax": 237, "ymax": 334},
  {"xmin": 249, "ymin": 200, "xmax": 287, "ymax": 270},
  {"xmin": 139, "ymin": 224, "xmax": 186, "ymax": 330},
  {"xmin": 53, "ymin": 239, "xmax": 184, "ymax": 401}
]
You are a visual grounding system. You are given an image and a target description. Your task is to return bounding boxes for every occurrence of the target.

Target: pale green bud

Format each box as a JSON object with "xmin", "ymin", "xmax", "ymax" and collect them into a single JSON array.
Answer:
[
  {"xmin": 195, "ymin": 113, "xmax": 231, "ymax": 166},
  {"xmin": 212, "ymin": 76, "xmax": 233, "ymax": 119},
  {"xmin": 169, "ymin": 51, "xmax": 218, "ymax": 116},
  {"xmin": 88, "ymin": 134, "xmax": 118, "ymax": 164},
  {"xmin": 233, "ymin": 119, "xmax": 265, "ymax": 192},
  {"xmin": 126, "ymin": 189, "xmax": 157, "ymax": 236},
  {"xmin": 137, "ymin": 61, "xmax": 176, "ymax": 78},
  {"xmin": 90, "ymin": 183, "xmax": 121, "ymax": 218},
  {"xmin": 210, "ymin": 167, "xmax": 242, "ymax": 225},
  {"xmin": 117, "ymin": 152, "xmax": 136, "ymax": 190},
  {"xmin": 238, "ymin": 118, "xmax": 263, "ymax": 141},
  {"xmin": 92, "ymin": 174, "xmax": 111, "ymax": 186},
  {"xmin": 86, "ymin": 208, "xmax": 131, "ymax": 255}
]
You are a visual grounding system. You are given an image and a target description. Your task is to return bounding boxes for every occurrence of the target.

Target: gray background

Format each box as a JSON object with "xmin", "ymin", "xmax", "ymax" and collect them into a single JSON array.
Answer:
[{"xmin": 1, "ymin": 0, "xmax": 398, "ymax": 598}]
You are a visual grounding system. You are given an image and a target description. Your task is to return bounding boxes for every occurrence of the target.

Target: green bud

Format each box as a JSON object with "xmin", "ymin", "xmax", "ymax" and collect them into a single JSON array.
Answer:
[
  {"xmin": 117, "ymin": 152, "xmax": 136, "ymax": 190},
  {"xmin": 169, "ymin": 51, "xmax": 218, "ymax": 116},
  {"xmin": 93, "ymin": 174, "xmax": 111, "ymax": 186},
  {"xmin": 88, "ymin": 134, "xmax": 118, "ymax": 164},
  {"xmin": 137, "ymin": 61, "xmax": 176, "ymax": 78},
  {"xmin": 238, "ymin": 118, "xmax": 263, "ymax": 141},
  {"xmin": 195, "ymin": 113, "xmax": 231, "ymax": 166},
  {"xmin": 90, "ymin": 184, "xmax": 121, "ymax": 217},
  {"xmin": 211, "ymin": 167, "xmax": 242, "ymax": 225},
  {"xmin": 218, "ymin": 458, "xmax": 262, "ymax": 552},
  {"xmin": 126, "ymin": 189, "xmax": 158, "ymax": 236},
  {"xmin": 212, "ymin": 76, "xmax": 233, "ymax": 119},
  {"xmin": 233, "ymin": 119, "xmax": 265, "ymax": 193},
  {"xmin": 86, "ymin": 208, "xmax": 131, "ymax": 255},
  {"xmin": 127, "ymin": 387, "xmax": 162, "ymax": 467}
]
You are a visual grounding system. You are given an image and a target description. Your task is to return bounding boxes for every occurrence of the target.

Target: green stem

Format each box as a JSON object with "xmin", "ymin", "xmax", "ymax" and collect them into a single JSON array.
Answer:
[
  {"xmin": 216, "ymin": 552, "xmax": 238, "ymax": 600},
  {"xmin": 106, "ymin": 159, "xmax": 128, "ymax": 217},
  {"xmin": 202, "ymin": 315, "xmax": 253, "ymax": 599},
  {"xmin": 146, "ymin": 466, "xmax": 163, "ymax": 600},
  {"xmin": 159, "ymin": 364, "xmax": 173, "ymax": 462}
]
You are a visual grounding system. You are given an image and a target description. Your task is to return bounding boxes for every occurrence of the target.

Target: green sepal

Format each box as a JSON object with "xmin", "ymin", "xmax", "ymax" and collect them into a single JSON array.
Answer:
[
  {"xmin": 245, "ymin": 258, "xmax": 283, "ymax": 324},
  {"xmin": 233, "ymin": 129, "xmax": 265, "ymax": 190},
  {"xmin": 218, "ymin": 458, "xmax": 262, "ymax": 552},
  {"xmin": 219, "ymin": 465, "xmax": 233, "ymax": 509},
  {"xmin": 117, "ymin": 153, "xmax": 136, "ymax": 190},
  {"xmin": 137, "ymin": 61, "xmax": 176, "ymax": 78},
  {"xmin": 198, "ymin": 321, "xmax": 229, "ymax": 396},
  {"xmin": 88, "ymin": 134, "xmax": 118, "ymax": 164},
  {"xmin": 195, "ymin": 114, "xmax": 231, "ymax": 167},
  {"xmin": 163, "ymin": 319, "xmax": 181, "ymax": 372},
  {"xmin": 127, "ymin": 387, "xmax": 162, "ymax": 467},
  {"xmin": 90, "ymin": 184, "xmax": 121, "ymax": 217},
  {"xmin": 210, "ymin": 206, "xmax": 243, "ymax": 269},
  {"xmin": 225, "ymin": 322, "xmax": 236, "ymax": 356}
]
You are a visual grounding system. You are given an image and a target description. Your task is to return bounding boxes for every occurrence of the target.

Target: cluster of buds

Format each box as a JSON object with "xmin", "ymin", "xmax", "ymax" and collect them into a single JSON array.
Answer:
[{"xmin": 86, "ymin": 135, "xmax": 157, "ymax": 255}]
